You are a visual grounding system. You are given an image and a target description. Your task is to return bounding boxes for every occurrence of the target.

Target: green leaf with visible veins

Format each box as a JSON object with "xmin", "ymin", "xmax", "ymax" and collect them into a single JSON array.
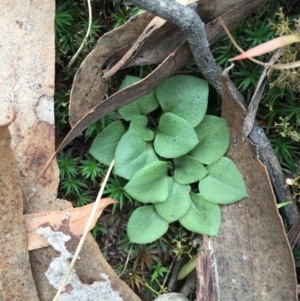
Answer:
[
  {"xmin": 200, "ymin": 157, "xmax": 248, "ymax": 204},
  {"xmin": 156, "ymin": 75, "xmax": 208, "ymax": 127},
  {"xmin": 124, "ymin": 161, "xmax": 168, "ymax": 203},
  {"xmin": 179, "ymin": 193, "xmax": 221, "ymax": 236},
  {"xmin": 89, "ymin": 121, "xmax": 125, "ymax": 166},
  {"xmin": 154, "ymin": 113, "xmax": 198, "ymax": 158},
  {"xmin": 189, "ymin": 115, "xmax": 229, "ymax": 165},
  {"xmin": 155, "ymin": 177, "xmax": 191, "ymax": 223},
  {"xmin": 128, "ymin": 205, "xmax": 169, "ymax": 244},
  {"xmin": 173, "ymin": 155, "xmax": 207, "ymax": 184},
  {"xmin": 114, "ymin": 131, "xmax": 158, "ymax": 180},
  {"xmin": 129, "ymin": 115, "xmax": 154, "ymax": 141}
]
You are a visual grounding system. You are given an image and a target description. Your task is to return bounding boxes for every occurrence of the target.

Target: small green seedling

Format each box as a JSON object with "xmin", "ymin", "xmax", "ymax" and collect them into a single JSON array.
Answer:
[{"xmin": 90, "ymin": 75, "xmax": 248, "ymax": 244}]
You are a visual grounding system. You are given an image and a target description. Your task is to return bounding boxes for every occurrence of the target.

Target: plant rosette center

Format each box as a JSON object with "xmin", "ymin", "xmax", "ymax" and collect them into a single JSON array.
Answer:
[{"xmin": 90, "ymin": 75, "xmax": 248, "ymax": 244}]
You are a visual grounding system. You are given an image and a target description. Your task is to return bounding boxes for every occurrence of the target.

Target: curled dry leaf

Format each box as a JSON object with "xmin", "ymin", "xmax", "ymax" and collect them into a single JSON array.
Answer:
[
  {"xmin": 69, "ymin": 11, "xmax": 153, "ymax": 126},
  {"xmin": 25, "ymin": 198, "xmax": 116, "ymax": 251}
]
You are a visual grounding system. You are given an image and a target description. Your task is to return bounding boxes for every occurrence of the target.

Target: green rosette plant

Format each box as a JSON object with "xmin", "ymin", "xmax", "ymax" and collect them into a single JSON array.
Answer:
[{"xmin": 89, "ymin": 74, "xmax": 248, "ymax": 244}]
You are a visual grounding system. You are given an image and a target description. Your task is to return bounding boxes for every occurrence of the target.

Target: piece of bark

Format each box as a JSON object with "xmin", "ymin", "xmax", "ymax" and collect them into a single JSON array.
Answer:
[
  {"xmin": 0, "ymin": 2, "xmax": 142, "ymax": 300},
  {"xmin": 208, "ymin": 73, "xmax": 297, "ymax": 301},
  {"xmin": 195, "ymin": 235, "xmax": 218, "ymax": 301},
  {"xmin": 0, "ymin": 112, "xmax": 39, "ymax": 301}
]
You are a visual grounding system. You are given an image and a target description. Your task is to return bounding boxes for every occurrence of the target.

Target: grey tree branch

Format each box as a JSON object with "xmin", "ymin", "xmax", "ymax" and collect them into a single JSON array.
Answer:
[
  {"xmin": 129, "ymin": 0, "xmax": 299, "ymax": 229},
  {"xmin": 130, "ymin": 0, "xmax": 223, "ymax": 95}
]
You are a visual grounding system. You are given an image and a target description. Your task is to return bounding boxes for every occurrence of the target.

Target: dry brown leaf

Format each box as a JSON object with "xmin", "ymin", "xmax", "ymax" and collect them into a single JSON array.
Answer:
[
  {"xmin": 103, "ymin": 16, "xmax": 166, "ymax": 80},
  {"xmin": 69, "ymin": 11, "xmax": 154, "ymax": 126},
  {"xmin": 25, "ymin": 198, "xmax": 116, "ymax": 251},
  {"xmin": 0, "ymin": 112, "xmax": 39, "ymax": 300},
  {"xmin": 209, "ymin": 73, "xmax": 297, "ymax": 301}
]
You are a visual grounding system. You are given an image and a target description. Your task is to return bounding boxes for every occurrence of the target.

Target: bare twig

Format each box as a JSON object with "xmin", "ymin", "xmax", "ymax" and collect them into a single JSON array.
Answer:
[
  {"xmin": 242, "ymin": 49, "xmax": 283, "ymax": 141},
  {"xmin": 118, "ymin": 243, "xmax": 133, "ymax": 278},
  {"xmin": 67, "ymin": 0, "xmax": 92, "ymax": 69},
  {"xmin": 53, "ymin": 159, "xmax": 115, "ymax": 301},
  {"xmin": 103, "ymin": 17, "xmax": 165, "ymax": 80}
]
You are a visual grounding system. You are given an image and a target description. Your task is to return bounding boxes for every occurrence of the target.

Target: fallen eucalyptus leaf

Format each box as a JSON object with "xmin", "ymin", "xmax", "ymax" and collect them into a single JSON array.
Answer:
[
  {"xmin": 69, "ymin": 12, "xmax": 154, "ymax": 126},
  {"xmin": 25, "ymin": 198, "xmax": 116, "ymax": 251},
  {"xmin": 231, "ymin": 34, "xmax": 300, "ymax": 61}
]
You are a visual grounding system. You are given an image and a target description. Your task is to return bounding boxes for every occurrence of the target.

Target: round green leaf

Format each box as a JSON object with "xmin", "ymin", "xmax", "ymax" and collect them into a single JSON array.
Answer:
[
  {"xmin": 173, "ymin": 155, "xmax": 208, "ymax": 184},
  {"xmin": 199, "ymin": 157, "xmax": 248, "ymax": 204},
  {"xmin": 154, "ymin": 113, "xmax": 199, "ymax": 158},
  {"xmin": 154, "ymin": 177, "xmax": 191, "ymax": 223},
  {"xmin": 156, "ymin": 75, "xmax": 208, "ymax": 127},
  {"xmin": 129, "ymin": 115, "xmax": 154, "ymax": 141},
  {"xmin": 114, "ymin": 131, "xmax": 158, "ymax": 180},
  {"xmin": 127, "ymin": 205, "xmax": 169, "ymax": 244},
  {"xmin": 190, "ymin": 115, "xmax": 229, "ymax": 164},
  {"xmin": 118, "ymin": 76, "xmax": 159, "ymax": 120},
  {"xmin": 124, "ymin": 161, "xmax": 168, "ymax": 203},
  {"xmin": 179, "ymin": 193, "xmax": 221, "ymax": 236},
  {"xmin": 89, "ymin": 121, "xmax": 126, "ymax": 166}
]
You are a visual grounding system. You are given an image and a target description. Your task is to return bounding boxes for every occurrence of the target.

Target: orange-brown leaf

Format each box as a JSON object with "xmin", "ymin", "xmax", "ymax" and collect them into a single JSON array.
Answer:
[{"xmin": 25, "ymin": 198, "xmax": 116, "ymax": 251}]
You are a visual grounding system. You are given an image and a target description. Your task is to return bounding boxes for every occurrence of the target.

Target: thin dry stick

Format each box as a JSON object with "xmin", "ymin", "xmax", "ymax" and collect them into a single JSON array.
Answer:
[
  {"xmin": 67, "ymin": 0, "xmax": 92, "ymax": 69},
  {"xmin": 52, "ymin": 159, "xmax": 115, "ymax": 301},
  {"xmin": 162, "ymin": 258, "xmax": 175, "ymax": 288},
  {"xmin": 103, "ymin": 19, "xmax": 163, "ymax": 80},
  {"xmin": 218, "ymin": 18, "xmax": 265, "ymax": 66},
  {"xmin": 242, "ymin": 48, "xmax": 283, "ymax": 141},
  {"xmin": 118, "ymin": 243, "xmax": 133, "ymax": 277}
]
